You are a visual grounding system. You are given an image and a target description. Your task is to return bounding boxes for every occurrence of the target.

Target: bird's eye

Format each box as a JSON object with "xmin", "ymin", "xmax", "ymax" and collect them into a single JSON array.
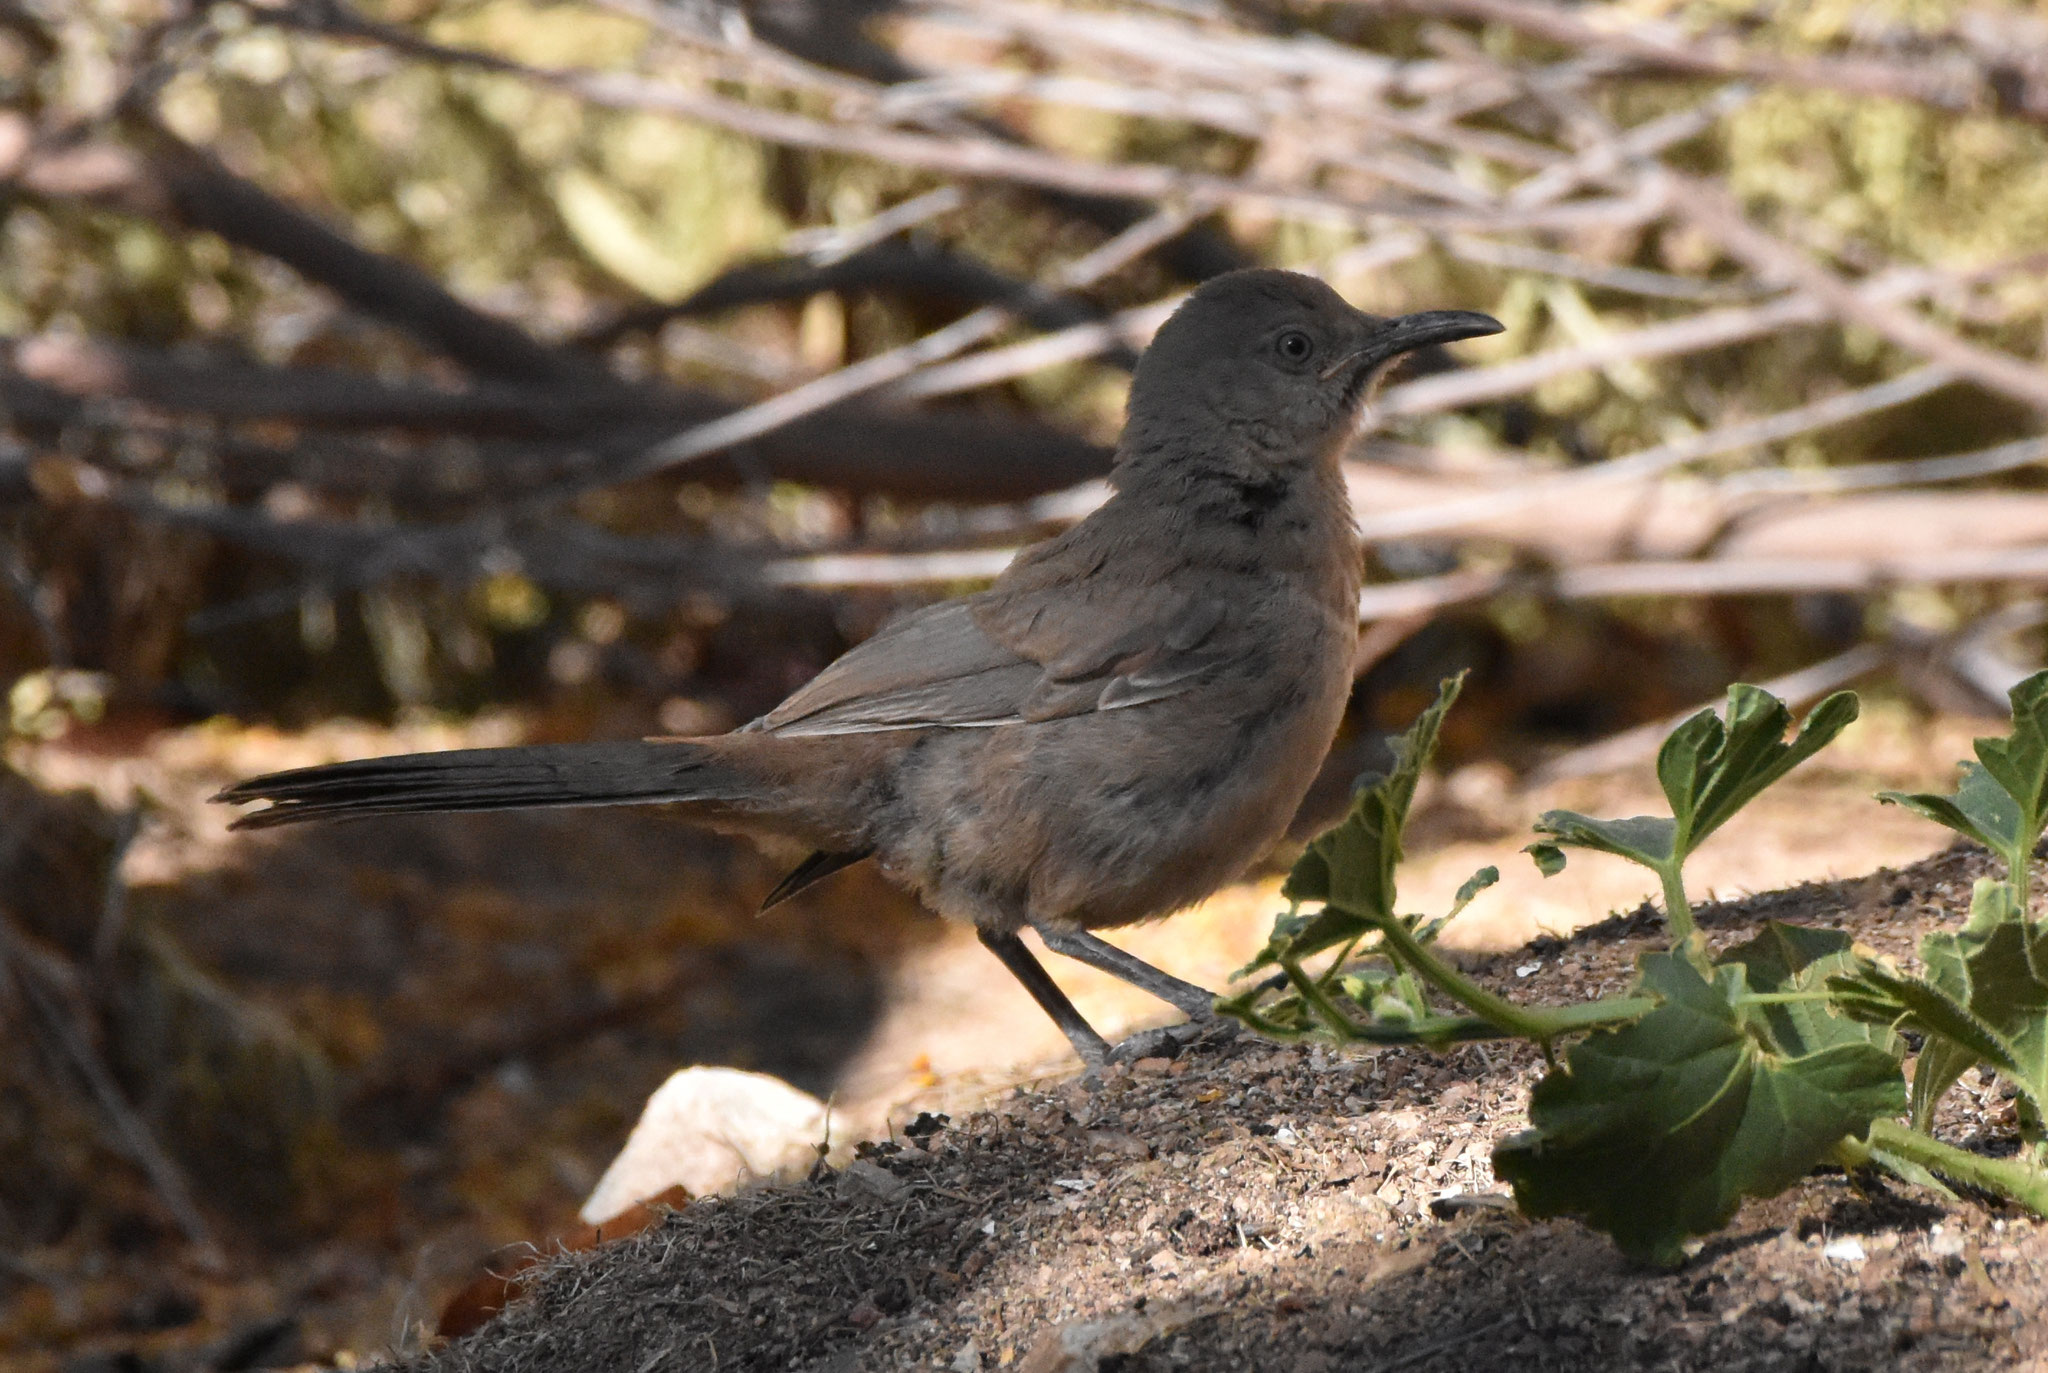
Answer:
[{"xmin": 1275, "ymin": 330, "xmax": 1314, "ymax": 363}]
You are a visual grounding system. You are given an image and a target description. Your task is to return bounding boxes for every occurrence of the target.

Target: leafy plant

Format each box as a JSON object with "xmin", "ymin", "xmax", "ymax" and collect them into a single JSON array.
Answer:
[
  {"xmin": 1493, "ymin": 950, "xmax": 1903, "ymax": 1265},
  {"xmin": 1878, "ymin": 672, "xmax": 2048, "ymax": 913},
  {"xmin": 1220, "ymin": 676, "xmax": 1651, "ymax": 1052},
  {"xmin": 1830, "ymin": 670, "xmax": 2048, "ymax": 1141},
  {"xmin": 1526, "ymin": 685, "xmax": 1860, "ymax": 962},
  {"xmin": 1224, "ymin": 673, "xmax": 2048, "ymax": 1265}
]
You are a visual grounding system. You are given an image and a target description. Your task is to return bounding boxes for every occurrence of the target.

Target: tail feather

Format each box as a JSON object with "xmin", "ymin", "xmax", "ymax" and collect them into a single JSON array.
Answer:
[{"xmin": 214, "ymin": 740, "xmax": 746, "ymax": 830}]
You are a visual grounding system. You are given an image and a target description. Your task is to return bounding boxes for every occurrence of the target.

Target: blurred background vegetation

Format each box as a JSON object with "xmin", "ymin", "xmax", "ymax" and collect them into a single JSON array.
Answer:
[{"xmin": 8, "ymin": 0, "xmax": 2048, "ymax": 1367}]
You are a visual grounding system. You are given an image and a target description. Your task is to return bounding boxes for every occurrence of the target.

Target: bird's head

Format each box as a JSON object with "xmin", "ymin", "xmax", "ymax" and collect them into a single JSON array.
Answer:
[{"xmin": 1122, "ymin": 268, "xmax": 1501, "ymax": 467}]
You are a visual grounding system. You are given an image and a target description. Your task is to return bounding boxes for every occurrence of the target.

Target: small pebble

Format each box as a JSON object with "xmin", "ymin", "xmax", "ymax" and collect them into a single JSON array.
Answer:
[{"xmin": 1823, "ymin": 1237, "xmax": 1867, "ymax": 1265}]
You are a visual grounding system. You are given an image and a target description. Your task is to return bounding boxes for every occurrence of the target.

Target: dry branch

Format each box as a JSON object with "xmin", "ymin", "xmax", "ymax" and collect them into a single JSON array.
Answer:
[
  {"xmin": 1360, "ymin": 364, "xmax": 1963, "ymax": 540},
  {"xmin": 1360, "ymin": 0, "xmax": 2048, "ymax": 126},
  {"xmin": 7, "ymin": 122, "xmax": 606, "ymax": 387},
  {"xmin": 250, "ymin": 4, "xmax": 1668, "ymax": 238},
  {"xmin": 13, "ymin": 0, "xmax": 2048, "ymax": 695},
  {"xmin": 1663, "ymin": 175, "xmax": 2048, "ymax": 414},
  {"xmin": 1354, "ymin": 544, "xmax": 2048, "ymax": 622},
  {"xmin": 1531, "ymin": 642, "xmax": 1888, "ymax": 784},
  {"xmin": 4, "ymin": 337, "xmax": 1114, "ymax": 502}
]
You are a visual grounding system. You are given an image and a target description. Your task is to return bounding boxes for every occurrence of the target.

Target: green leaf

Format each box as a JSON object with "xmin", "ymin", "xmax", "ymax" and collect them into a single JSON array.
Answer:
[
  {"xmin": 1863, "ymin": 1145, "xmax": 1959, "ymax": 1201},
  {"xmin": 1879, "ymin": 765, "xmax": 2027, "ymax": 876},
  {"xmin": 1716, "ymin": 922, "xmax": 1898, "ymax": 1058},
  {"xmin": 1529, "ymin": 812, "xmax": 1676, "ymax": 869},
  {"xmin": 1533, "ymin": 689, "xmax": 1857, "ymax": 959},
  {"xmin": 1259, "ymin": 673, "xmax": 1464, "ymax": 966},
  {"xmin": 1975, "ymin": 670, "xmax": 2048, "ymax": 847},
  {"xmin": 1494, "ymin": 952, "xmax": 1904, "ymax": 1266},
  {"xmin": 1878, "ymin": 669, "xmax": 2048, "ymax": 891},
  {"xmin": 1533, "ymin": 688, "xmax": 1857, "ymax": 879},
  {"xmin": 1826, "ymin": 961, "xmax": 2031, "ymax": 1100},
  {"xmin": 1280, "ymin": 845, "xmax": 1333, "ymax": 907},
  {"xmin": 1833, "ymin": 874, "xmax": 2048, "ymax": 1130},
  {"xmin": 1934, "ymin": 899, "xmax": 2048, "ymax": 1113},
  {"xmin": 1526, "ymin": 842, "xmax": 1567, "ymax": 877},
  {"xmin": 1449, "ymin": 866, "xmax": 1500, "ymax": 919},
  {"xmin": 1909, "ymin": 1039, "xmax": 1977, "ymax": 1135},
  {"xmin": 1232, "ymin": 904, "xmax": 1355, "ymax": 981},
  {"xmin": 1665, "ymin": 687, "xmax": 1861, "ymax": 854}
]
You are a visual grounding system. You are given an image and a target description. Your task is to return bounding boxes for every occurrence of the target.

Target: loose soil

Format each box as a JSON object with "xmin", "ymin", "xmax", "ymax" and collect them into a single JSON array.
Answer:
[{"xmin": 401, "ymin": 845, "xmax": 2044, "ymax": 1373}]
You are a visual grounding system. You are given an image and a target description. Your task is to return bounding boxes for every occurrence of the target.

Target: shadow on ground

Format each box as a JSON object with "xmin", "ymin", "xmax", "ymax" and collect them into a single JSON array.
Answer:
[{"xmin": 388, "ymin": 846, "xmax": 2039, "ymax": 1373}]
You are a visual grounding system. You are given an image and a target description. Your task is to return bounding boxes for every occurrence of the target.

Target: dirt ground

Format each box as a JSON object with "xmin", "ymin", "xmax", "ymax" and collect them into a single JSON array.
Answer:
[
  {"xmin": 389, "ymin": 845, "xmax": 2046, "ymax": 1373},
  {"xmin": 3, "ymin": 701, "xmax": 2040, "ymax": 1371}
]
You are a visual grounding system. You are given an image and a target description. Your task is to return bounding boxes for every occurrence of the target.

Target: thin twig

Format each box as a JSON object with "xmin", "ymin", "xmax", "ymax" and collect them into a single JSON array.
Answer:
[
  {"xmin": 1355, "ymin": 543, "xmax": 2048, "ymax": 622},
  {"xmin": 258, "ymin": 5, "xmax": 1666, "ymax": 237},
  {"xmin": 1718, "ymin": 434, "xmax": 2048, "ymax": 497},
  {"xmin": 1532, "ymin": 642, "xmax": 1887, "ymax": 784},
  {"xmin": 607, "ymin": 203, "xmax": 1197, "ymax": 487},
  {"xmin": 0, "ymin": 925, "xmax": 221, "ymax": 1261},
  {"xmin": 1664, "ymin": 174, "xmax": 2048, "ymax": 413},
  {"xmin": 1376, "ymin": 268, "xmax": 1958, "ymax": 420},
  {"xmin": 887, "ymin": 298, "xmax": 1181, "ymax": 402},
  {"xmin": 1361, "ymin": 363, "xmax": 1962, "ymax": 540},
  {"xmin": 781, "ymin": 186, "xmax": 966, "ymax": 265},
  {"xmin": 1362, "ymin": 0, "xmax": 2048, "ymax": 127}
]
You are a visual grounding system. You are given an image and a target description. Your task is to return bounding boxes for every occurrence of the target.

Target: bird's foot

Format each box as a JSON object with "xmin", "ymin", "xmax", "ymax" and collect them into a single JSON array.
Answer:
[{"xmin": 1107, "ymin": 1016, "xmax": 1241, "ymax": 1065}]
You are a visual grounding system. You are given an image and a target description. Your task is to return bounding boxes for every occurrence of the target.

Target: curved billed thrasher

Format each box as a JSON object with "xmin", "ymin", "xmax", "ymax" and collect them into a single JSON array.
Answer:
[{"xmin": 216, "ymin": 269, "xmax": 1502, "ymax": 1066}]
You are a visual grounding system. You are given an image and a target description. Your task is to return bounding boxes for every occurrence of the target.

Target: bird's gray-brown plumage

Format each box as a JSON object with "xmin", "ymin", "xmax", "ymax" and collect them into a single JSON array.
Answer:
[{"xmin": 216, "ymin": 270, "xmax": 1501, "ymax": 1065}]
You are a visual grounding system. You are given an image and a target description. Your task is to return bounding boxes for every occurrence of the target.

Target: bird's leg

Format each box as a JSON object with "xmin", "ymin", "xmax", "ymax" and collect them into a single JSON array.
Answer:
[
  {"xmin": 978, "ymin": 929, "xmax": 1112, "ymax": 1069},
  {"xmin": 1036, "ymin": 928, "xmax": 1216, "ymax": 1020}
]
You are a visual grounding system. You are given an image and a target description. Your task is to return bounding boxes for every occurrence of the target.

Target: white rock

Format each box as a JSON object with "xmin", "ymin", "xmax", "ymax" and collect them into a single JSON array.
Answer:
[
  {"xmin": 1822, "ymin": 1236, "xmax": 1867, "ymax": 1265},
  {"xmin": 580, "ymin": 1066, "xmax": 827, "ymax": 1225}
]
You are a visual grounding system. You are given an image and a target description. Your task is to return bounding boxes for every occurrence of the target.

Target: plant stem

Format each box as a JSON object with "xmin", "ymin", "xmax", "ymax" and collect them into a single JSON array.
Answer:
[
  {"xmin": 1362, "ymin": 909, "xmax": 1653, "ymax": 1046},
  {"xmin": 1339, "ymin": 1013, "xmax": 1524, "ymax": 1046},
  {"xmin": 1283, "ymin": 960, "xmax": 1369, "ymax": 1036},
  {"xmin": 1868, "ymin": 1119, "xmax": 2048, "ymax": 1216},
  {"xmin": 1659, "ymin": 864, "xmax": 1694, "ymax": 942},
  {"xmin": 1313, "ymin": 935, "xmax": 1363, "ymax": 990},
  {"xmin": 1217, "ymin": 966, "xmax": 1526, "ymax": 1047},
  {"xmin": 1660, "ymin": 863, "xmax": 1709, "ymax": 968}
]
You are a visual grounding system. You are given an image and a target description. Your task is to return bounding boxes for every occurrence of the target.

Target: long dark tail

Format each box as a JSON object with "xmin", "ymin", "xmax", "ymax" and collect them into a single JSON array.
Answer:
[{"xmin": 213, "ymin": 739, "xmax": 755, "ymax": 830}]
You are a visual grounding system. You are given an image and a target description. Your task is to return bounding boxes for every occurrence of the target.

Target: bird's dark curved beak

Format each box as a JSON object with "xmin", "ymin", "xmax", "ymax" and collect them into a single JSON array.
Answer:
[
  {"xmin": 1383, "ymin": 309, "xmax": 1504, "ymax": 353},
  {"xmin": 1324, "ymin": 309, "xmax": 1503, "ymax": 379}
]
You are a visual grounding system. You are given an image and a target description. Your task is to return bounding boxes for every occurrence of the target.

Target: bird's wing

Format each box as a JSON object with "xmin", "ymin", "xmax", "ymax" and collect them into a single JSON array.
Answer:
[
  {"xmin": 749, "ymin": 599, "xmax": 1040, "ymax": 736},
  {"xmin": 750, "ymin": 574, "xmax": 1232, "ymax": 738},
  {"xmin": 978, "ymin": 575, "xmax": 1231, "ymax": 724}
]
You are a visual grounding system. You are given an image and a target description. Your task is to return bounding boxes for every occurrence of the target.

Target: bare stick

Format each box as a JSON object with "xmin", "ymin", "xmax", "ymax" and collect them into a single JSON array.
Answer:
[
  {"xmin": 1355, "ymin": 544, "xmax": 2048, "ymax": 623},
  {"xmin": 1532, "ymin": 643, "xmax": 1887, "ymax": 784},
  {"xmin": 888, "ymin": 297, "xmax": 1183, "ymax": 401},
  {"xmin": 256, "ymin": 8, "xmax": 1664, "ymax": 237},
  {"xmin": 762, "ymin": 546, "xmax": 1019, "ymax": 589},
  {"xmin": 1437, "ymin": 233, "xmax": 1760, "ymax": 303},
  {"xmin": 0, "ymin": 926, "xmax": 221, "ymax": 1261},
  {"xmin": 608, "ymin": 203, "xmax": 1197, "ymax": 487},
  {"xmin": 1719, "ymin": 434, "xmax": 2048, "ymax": 497},
  {"xmin": 780, "ymin": 186, "xmax": 966, "ymax": 265},
  {"xmin": 1360, "ymin": 363, "xmax": 1961, "ymax": 540},
  {"xmin": 1375, "ymin": 267, "xmax": 1961, "ymax": 420},
  {"xmin": 1665, "ymin": 175, "xmax": 2048, "ymax": 413},
  {"xmin": 1359, "ymin": 0, "xmax": 2048, "ymax": 127}
]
